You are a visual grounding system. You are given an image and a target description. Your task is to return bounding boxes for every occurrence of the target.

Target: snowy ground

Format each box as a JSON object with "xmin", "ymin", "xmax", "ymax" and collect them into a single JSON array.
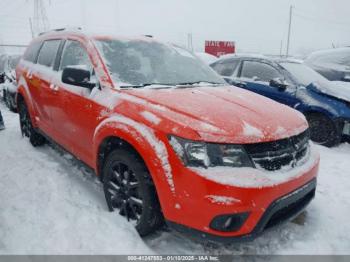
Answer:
[{"xmin": 0, "ymin": 102, "xmax": 350, "ymax": 255}]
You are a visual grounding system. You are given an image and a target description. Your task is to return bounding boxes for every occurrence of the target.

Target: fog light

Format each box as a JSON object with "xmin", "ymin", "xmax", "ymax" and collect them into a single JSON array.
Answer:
[{"xmin": 209, "ymin": 212, "xmax": 249, "ymax": 232}]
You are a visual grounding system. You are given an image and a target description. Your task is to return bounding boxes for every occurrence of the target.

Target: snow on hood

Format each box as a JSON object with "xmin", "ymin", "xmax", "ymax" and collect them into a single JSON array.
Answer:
[
  {"xmin": 116, "ymin": 85, "xmax": 308, "ymax": 144},
  {"xmin": 309, "ymin": 81, "xmax": 350, "ymax": 102}
]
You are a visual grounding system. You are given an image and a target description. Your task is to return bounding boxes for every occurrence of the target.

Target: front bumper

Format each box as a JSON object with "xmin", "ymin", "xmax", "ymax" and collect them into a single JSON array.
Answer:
[
  {"xmin": 167, "ymin": 178, "xmax": 316, "ymax": 243},
  {"xmin": 162, "ymin": 144, "xmax": 319, "ymax": 243}
]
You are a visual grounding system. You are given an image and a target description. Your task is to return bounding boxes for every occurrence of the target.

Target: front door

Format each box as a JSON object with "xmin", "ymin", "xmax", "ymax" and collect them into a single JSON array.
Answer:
[
  {"xmin": 52, "ymin": 40, "xmax": 103, "ymax": 166},
  {"xmin": 238, "ymin": 60, "xmax": 300, "ymax": 108}
]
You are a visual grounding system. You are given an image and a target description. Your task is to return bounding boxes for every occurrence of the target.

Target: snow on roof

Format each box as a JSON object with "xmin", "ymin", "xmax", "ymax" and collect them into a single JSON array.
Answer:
[
  {"xmin": 307, "ymin": 47, "xmax": 350, "ymax": 60},
  {"xmin": 218, "ymin": 53, "xmax": 267, "ymax": 60}
]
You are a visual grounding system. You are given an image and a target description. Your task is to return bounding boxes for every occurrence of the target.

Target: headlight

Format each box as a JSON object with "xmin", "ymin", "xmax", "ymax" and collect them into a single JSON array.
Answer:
[{"xmin": 168, "ymin": 136, "xmax": 254, "ymax": 168}]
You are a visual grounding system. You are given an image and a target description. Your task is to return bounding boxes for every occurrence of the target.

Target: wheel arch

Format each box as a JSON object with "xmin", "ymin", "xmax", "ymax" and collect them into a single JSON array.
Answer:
[
  {"xmin": 93, "ymin": 116, "xmax": 177, "ymax": 215},
  {"xmin": 16, "ymin": 82, "xmax": 37, "ymax": 126}
]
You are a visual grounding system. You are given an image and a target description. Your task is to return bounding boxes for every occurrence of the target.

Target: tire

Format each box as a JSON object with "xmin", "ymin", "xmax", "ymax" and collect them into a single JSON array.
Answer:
[
  {"xmin": 102, "ymin": 149, "xmax": 163, "ymax": 236},
  {"xmin": 306, "ymin": 113, "xmax": 341, "ymax": 147},
  {"xmin": 4, "ymin": 90, "xmax": 16, "ymax": 112},
  {"xmin": 18, "ymin": 100, "xmax": 46, "ymax": 147},
  {"xmin": 3, "ymin": 90, "xmax": 11, "ymax": 109}
]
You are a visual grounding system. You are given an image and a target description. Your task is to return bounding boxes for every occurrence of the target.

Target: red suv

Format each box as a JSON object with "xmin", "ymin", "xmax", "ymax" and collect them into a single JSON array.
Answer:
[{"xmin": 16, "ymin": 29, "xmax": 319, "ymax": 242}]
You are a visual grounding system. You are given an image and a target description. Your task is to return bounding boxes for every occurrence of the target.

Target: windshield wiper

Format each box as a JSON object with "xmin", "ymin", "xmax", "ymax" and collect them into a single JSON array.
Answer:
[
  {"xmin": 174, "ymin": 81, "xmax": 224, "ymax": 87},
  {"xmin": 120, "ymin": 83, "xmax": 175, "ymax": 89},
  {"xmin": 120, "ymin": 81, "xmax": 224, "ymax": 89}
]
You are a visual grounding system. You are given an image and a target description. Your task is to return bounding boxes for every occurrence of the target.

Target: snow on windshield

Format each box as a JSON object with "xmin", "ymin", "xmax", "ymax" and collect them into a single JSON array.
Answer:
[
  {"xmin": 94, "ymin": 39, "xmax": 225, "ymax": 88},
  {"xmin": 280, "ymin": 62, "xmax": 329, "ymax": 87}
]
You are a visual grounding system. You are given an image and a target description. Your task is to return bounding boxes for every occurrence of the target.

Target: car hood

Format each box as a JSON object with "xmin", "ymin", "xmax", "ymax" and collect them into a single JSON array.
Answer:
[
  {"xmin": 307, "ymin": 81, "xmax": 350, "ymax": 103},
  {"xmin": 118, "ymin": 85, "xmax": 308, "ymax": 144}
]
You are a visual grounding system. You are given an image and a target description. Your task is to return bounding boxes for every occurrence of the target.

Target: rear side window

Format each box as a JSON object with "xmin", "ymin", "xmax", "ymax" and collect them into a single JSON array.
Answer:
[
  {"xmin": 23, "ymin": 41, "xmax": 42, "ymax": 63},
  {"xmin": 211, "ymin": 59, "xmax": 240, "ymax": 77},
  {"xmin": 37, "ymin": 40, "xmax": 61, "ymax": 67},
  {"xmin": 59, "ymin": 40, "xmax": 92, "ymax": 71}
]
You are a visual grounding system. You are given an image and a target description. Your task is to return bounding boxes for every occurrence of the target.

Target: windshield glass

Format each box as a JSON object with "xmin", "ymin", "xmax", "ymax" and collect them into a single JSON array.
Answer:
[
  {"xmin": 95, "ymin": 39, "xmax": 225, "ymax": 88},
  {"xmin": 280, "ymin": 62, "xmax": 330, "ymax": 87}
]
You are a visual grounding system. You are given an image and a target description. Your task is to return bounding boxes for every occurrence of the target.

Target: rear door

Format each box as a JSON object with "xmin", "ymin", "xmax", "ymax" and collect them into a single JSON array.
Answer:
[
  {"xmin": 237, "ymin": 60, "xmax": 300, "ymax": 107},
  {"xmin": 34, "ymin": 39, "xmax": 62, "ymax": 134}
]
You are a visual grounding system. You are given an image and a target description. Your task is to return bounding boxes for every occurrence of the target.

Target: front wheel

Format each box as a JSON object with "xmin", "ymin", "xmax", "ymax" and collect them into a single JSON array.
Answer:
[
  {"xmin": 306, "ymin": 113, "xmax": 341, "ymax": 147},
  {"xmin": 18, "ymin": 101, "xmax": 46, "ymax": 147},
  {"xmin": 102, "ymin": 149, "xmax": 163, "ymax": 236}
]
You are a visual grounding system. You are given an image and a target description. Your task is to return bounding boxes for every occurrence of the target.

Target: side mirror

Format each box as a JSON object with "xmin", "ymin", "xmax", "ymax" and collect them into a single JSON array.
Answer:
[
  {"xmin": 269, "ymin": 78, "xmax": 288, "ymax": 91},
  {"xmin": 62, "ymin": 67, "xmax": 95, "ymax": 89}
]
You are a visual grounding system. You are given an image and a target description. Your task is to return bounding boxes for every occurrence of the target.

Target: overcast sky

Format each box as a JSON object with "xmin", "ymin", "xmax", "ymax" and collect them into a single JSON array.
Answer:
[{"xmin": 0, "ymin": 0, "xmax": 349, "ymax": 56}]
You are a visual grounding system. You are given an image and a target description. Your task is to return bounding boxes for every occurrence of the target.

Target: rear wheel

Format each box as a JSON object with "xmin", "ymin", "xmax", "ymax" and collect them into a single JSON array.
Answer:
[
  {"xmin": 102, "ymin": 149, "xmax": 163, "ymax": 236},
  {"xmin": 306, "ymin": 113, "xmax": 341, "ymax": 147},
  {"xmin": 18, "ymin": 101, "xmax": 46, "ymax": 147}
]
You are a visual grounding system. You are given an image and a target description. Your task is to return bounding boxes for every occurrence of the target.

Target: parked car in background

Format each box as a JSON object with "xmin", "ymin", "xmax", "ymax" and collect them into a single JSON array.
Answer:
[
  {"xmin": 15, "ymin": 29, "xmax": 319, "ymax": 242},
  {"xmin": 211, "ymin": 55, "xmax": 350, "ymax": 147},
  {"xmin": 305, "ymin": 47, "xmax": 350, "ymax": 82},
  {"xmin": 0, "ymin": 54, "xmax": 21, "ymax": 112},
  {"xmin": 0, "ymin": 54, "xmax": 8, "ymax": 84}
]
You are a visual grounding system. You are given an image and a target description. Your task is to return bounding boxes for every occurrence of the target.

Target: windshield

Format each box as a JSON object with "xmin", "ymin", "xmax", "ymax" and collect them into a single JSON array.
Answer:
[
  {"xmin": 280, "ymin": 62, "xmax": 330, "ymax": 87},
  {"xmin": 95, "ymin": 39, "xmax": 225, "ymax": 88}
]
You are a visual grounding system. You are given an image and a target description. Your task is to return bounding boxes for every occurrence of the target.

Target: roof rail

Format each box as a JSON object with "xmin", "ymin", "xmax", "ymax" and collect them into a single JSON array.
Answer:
[{"xmin": 38, "ymin": 27, "xmax": 82, "ymax": 36}]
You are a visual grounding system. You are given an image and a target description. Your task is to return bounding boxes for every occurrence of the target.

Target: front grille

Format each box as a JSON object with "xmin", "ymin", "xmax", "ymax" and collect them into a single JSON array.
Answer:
[{"xmin": 244, "ymin": 130, "xmax": 310, "ymax": 171}]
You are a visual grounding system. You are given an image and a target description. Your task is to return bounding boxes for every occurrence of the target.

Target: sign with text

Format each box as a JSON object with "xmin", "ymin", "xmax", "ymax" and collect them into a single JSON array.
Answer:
[{"xmin": 205, "ymin": 40, "xmax": 235, "ymax": 57}]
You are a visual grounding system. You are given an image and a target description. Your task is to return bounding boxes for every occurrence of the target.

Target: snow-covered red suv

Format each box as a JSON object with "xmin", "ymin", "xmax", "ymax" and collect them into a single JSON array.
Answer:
[{"xmin": 16, "ymin": 29, "xmax": 319, "ymax": 242}]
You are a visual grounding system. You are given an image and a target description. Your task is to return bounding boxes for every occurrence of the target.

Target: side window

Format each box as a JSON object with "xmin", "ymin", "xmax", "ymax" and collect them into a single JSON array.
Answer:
[
  {"xmin": 59, "ymin": 40, "xmax": 92, "ymax": 71},
  {"xmin": 212, "ymin": 59, "xmax": 240, "ymax": 77},
  {"xmin": 23, "ymin": 41, "xmax": 43, "ymax": 63},
  {"xmin": 241, "ymin": 61, "xmax": 282, "ymax": 82},
  {"xmin": 37, "ymin": 40, "xmax": 61, "ymax": 67}
]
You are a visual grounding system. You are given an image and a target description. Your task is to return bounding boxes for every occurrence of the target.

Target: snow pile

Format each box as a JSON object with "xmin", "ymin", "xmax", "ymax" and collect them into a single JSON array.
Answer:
[{"xmin": 0, "ymin": 104, "xmax": 152, "ymax": 255}]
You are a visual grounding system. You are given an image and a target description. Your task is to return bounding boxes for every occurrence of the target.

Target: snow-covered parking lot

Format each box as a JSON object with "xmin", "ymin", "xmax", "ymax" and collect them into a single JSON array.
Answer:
[{"xmin": 0, "ymin": 102, "xmax": 350, "ymax": 255}]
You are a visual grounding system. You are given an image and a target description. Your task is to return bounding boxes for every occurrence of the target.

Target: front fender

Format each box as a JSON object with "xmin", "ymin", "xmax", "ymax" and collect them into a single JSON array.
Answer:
[
  {"xmin": 296, "ymin": 88, "xmax": 350, "ymax": 119},
  {"xmin": 93, "ymin": 115, "xmax": 177, "ymax": 214}
]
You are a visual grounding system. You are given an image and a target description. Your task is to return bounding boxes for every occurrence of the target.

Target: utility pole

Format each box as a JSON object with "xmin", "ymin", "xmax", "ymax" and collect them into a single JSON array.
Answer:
[
  {"xmin": 286, "ymin": 5, "xmax": 293, "ymax": 57},
  {"xmin": 187, "ymin": 33, "xmax": 193, "ymax": 51},
  {"xmin": 29, "ymin": 18, "xmax": 34, "ymax": 38}
]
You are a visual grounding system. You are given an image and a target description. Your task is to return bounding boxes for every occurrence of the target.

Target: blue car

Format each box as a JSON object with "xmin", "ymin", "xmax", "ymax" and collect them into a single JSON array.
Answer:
[{"xmin": 210, "ymin": 55, "xmax": 350, "ymax": 147}]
